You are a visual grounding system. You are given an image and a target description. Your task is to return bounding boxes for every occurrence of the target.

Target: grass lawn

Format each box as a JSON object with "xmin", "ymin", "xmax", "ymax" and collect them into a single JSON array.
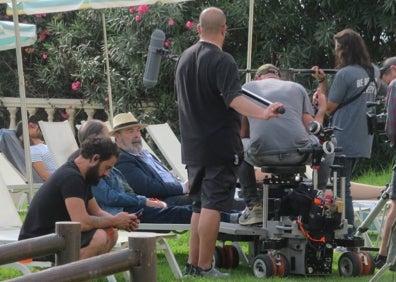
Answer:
[{"xmin": 1, "ymin": 167, "xmax": 394, "ymax": 281}]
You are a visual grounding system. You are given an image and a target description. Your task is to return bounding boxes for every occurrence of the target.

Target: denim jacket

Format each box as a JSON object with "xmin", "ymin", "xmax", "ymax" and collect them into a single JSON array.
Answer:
[{"xmin": 92, "ymin": 167, "xmax": 147, "ymax": 215}]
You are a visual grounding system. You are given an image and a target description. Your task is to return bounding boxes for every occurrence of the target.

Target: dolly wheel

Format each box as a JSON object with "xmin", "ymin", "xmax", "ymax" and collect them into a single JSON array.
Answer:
[
  {"xmin": 359, "ymin": 251, "xmax": 375, "ymax": 275},
  {"xmin": 338, "ymin": 251, "xmax": 362, "ymax": 277},
  {"xmin": 223, "ymin": 245, "xmax": 239, "ymax": 269},
  {"xmin": 213, "ymin": 246, "xmax": 224, "ymax": 268},
  {"xmin": 252, "ymin": 254, "xmax": 274, "ymax": 278},
  {"xmin": 274, "ymin": 253, "xmax": 290, "ymax": 277}
]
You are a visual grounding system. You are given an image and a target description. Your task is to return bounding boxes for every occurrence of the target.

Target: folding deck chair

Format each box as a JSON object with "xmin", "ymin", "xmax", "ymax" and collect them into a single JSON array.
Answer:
[
  {"xmin": 38, "ymin": 120, "xmax": 79, "ymax": 168},
  {"xmin": 0, "ymin": 129, "xmax": 42, "ymax": 205},
  {"xmin": 146, "ymin": 123, "xmax": 187, "ymax": 182},
  {"xmin": 0, "ymin": 172, "xmax": 52, "ymax": 275},
  {"xmin": 0, "ymin": 129, "xmax": 43, "ymax": 184}
]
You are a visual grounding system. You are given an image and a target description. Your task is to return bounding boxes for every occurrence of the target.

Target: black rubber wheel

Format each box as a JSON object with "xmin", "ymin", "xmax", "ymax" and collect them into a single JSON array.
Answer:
[
  {"xmin": 252, "ymin": 254, "xmax": 275, "ymax": 278},
  {"xmin": 338, "ymin": 251, "xmax": 362, "ymax": 277}
]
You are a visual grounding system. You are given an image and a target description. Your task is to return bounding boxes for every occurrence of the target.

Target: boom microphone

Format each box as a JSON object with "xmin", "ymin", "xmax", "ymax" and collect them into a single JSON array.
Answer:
[
  {"xmin": 143, "ymin": 29, "xmax": 166, "ymax": 88},
  {"xmin": 242, "ymin": 86, "xmax": 286, "ymax": 114}
]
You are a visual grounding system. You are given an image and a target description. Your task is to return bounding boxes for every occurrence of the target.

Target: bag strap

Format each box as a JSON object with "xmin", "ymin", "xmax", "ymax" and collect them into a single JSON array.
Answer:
[{"xmin": 336, "ymin": 66, "xmax": 375, "ymax": 111}]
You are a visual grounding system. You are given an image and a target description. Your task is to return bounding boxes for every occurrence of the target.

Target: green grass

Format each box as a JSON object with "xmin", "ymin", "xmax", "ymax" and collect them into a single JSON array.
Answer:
[
  {"xmin": 1, "ymin": 168, "xmax": 395, "ymax": 281},
  {"xmin": 353, "ymin": 166, "xmax": 392, "ymax": 186}
]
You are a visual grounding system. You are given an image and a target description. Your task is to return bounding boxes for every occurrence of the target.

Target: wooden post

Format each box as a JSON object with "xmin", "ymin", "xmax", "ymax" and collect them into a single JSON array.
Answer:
[
  {"xmin": 0, "ymin": 222, "xmax": 79, "ymax": 265},
  {"xmin": 55, "ymin": 222, "xmax": 80, "ymax": 265},
  {"xmin": 128, "ymin": 233, "xmax": 157, "ymax": 282},
  {"xmin": 5, "ymin": 234, "xmax": 157, "ymax": 282}
]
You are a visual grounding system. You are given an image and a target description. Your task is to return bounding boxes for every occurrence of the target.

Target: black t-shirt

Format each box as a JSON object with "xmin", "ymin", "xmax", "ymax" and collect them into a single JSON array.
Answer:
[
  {"xmin": 175, "ymin": 41, "xmax": 243, "ymax": 166},
  {"xmin": 19, "ymin": 161, "xmax": 93, "ymax": 240}
]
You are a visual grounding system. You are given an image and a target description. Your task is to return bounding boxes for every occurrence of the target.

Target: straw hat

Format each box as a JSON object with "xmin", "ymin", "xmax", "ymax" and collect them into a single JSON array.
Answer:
[{"xmin": 110, "ymin": 112, "xmax": 147, "ymax": 135}]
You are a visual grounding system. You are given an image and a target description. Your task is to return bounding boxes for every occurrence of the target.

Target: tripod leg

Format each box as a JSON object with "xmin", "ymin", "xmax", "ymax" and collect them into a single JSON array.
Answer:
[
  {"xmin": 355, "ymin": 185, "xmax": 391, "ymax": 237},
  {"xmin": 369, "ymin": 262, "xmax": 391, "ymax": 282}
]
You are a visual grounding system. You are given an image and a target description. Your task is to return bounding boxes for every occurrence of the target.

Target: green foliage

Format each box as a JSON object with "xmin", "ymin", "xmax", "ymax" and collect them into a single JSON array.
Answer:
[{"xmin": 0, "ymin": 0, "xmax": 395, "ymax": 173}]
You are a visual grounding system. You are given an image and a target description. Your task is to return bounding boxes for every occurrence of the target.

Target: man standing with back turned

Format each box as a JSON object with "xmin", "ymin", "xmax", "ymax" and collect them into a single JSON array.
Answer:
[{"xmin": 174, "ymin": 6, "xmax": 283, "ymax": 278}]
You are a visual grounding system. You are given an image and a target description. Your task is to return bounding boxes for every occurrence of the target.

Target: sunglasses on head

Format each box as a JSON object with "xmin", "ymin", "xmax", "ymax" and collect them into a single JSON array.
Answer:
[{"xmin": 267, "ymin": 69, "xmax": 280, "ymax": 76}]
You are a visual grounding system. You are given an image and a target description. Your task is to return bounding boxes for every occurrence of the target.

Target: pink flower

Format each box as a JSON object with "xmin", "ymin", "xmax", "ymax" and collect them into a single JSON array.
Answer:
[
  {"xmin": 38, "ymin": 30, "xmax": 50, "ymax": 41},
  {"xmin": 168, "ymin": 18, "xmax": 175, "ymax": 26},
  {"xmin": 35, "ymin": 13, "xmax": 46, "ymax": 18},
  {"xmin": 71, "ymin": 81, "xmax": 81, "ymax": 91},
  {"xmin": 185, "ymin": 21, "xmax": 194, "ymax": 30},
  {"xmin": 104, "ymin": 97, "xmax": 109, "ymax": 102},
  {"xmin": 24, "ymin": 47, "xmax": 35, "ymax": 54},
  {"xmin": 135, "ymin": 15, "xmax": 141, "ymax": 22},
  {"xmin": 164, "ymin": 40, "xmax": 171, "ymax": 48},
  {"xmin": 42, "ymin": 52, "xmax": 48, "ymax": 60},
  {"xmin": 129, "ymin": 6, "xmax": 136, "ymax": 13},
  {"xmin": 61, "ymin": 112, "xmax": 70, "ymax": 119},
  {"xmin": 137, "ymin": 4, "xmax": 150, "ymax": 15}
]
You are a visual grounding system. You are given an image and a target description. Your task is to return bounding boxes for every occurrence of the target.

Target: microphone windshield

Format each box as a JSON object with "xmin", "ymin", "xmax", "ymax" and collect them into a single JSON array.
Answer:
[{"xmin": 143, "ymin": 29, "xmax": 166, "ymax": 88}]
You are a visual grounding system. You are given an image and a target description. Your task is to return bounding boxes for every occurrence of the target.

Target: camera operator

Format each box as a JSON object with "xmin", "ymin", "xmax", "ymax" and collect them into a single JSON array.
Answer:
[
  {"xmin": 374, "ymin": 56, "xmax": 396, "ymax": 268},
  {"xmin": 238, "ymin": 64, "xmax": 334, "ymax": 225}
]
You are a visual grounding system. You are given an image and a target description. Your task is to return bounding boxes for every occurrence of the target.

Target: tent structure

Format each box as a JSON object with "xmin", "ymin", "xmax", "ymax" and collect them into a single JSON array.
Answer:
[{"xmin": 0, "ymin": 20, "xmax": 36, "ymax": 51}]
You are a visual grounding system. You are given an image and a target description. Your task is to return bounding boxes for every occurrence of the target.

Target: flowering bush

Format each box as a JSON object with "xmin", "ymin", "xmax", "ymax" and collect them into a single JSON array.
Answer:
[{"xmin": 0, "ymin": 0, "xmax": 395, "ymax": 131}]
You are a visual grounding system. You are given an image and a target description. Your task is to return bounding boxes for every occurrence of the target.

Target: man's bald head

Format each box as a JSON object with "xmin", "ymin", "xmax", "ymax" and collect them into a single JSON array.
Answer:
[{"xmin": 199, "ymin": 7, "xmax": 226, "ymax": 35}]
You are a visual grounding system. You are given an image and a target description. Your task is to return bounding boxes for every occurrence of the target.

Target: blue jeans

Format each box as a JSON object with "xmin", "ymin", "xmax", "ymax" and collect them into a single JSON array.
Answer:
[
  {"xmin": 125, "ymin": 205, "xmax": 239, "ymax": 224},
  {"xmin": 161, "ymin": 195, "xmax": 192, "ymax": 206},
  {"xmin": 125, "ymin": 205, "xmax": 192, "ymax": 224}
]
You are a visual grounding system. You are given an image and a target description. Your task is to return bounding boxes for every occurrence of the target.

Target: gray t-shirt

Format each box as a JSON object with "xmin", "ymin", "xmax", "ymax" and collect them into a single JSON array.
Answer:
[
  {"xmin": 328, "ymin": 64, "xmax": 379, "ymax": 158},
  {"xmin": 244, "ymin": 78, "xmax": 315, "ymax": 155}
]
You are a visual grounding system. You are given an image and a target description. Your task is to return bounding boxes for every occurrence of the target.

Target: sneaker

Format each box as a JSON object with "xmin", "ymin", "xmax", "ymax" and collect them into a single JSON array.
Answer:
[
  {"xmin": 334, "ymin": 246, "xmax": 346, "ymax": 253},
  {"xmin": 374, "ymin": 254, "xmax": 387, "ymax": 269},
  {"xmin": 197, "ymin": 267, "xmax": 230, "ymax": 278},
  {"xmin": 238, "ymin": 205, "xmax": 263, "ymax": 225},
  {"xmin": 183, "ymin": 263, "xmax": 197, "ymax": 276}
]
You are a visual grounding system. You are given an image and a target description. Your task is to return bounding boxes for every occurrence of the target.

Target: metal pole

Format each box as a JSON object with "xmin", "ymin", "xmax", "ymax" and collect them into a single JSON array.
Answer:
[
  {"xmin": 102, "ymin": 12, "xmax": 114, "ymax": 125},
  {"xmin": 245, "ymin": 0, "xmax": 254, "ymax": 83},
  {"xmin": 11, "ymin": 0, "xmax": 34, "ymax": 203}
]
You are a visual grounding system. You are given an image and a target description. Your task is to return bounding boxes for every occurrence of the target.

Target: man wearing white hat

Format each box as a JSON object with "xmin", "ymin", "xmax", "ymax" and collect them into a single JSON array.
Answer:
[{"xmin": 111, "ymin": 112, "xmax": 191, "ymax": 206}]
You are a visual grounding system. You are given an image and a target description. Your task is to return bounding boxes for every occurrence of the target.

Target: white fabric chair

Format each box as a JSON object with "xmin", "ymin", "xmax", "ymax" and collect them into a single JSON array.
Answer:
[
  {"xmin": 146, "ymin": 123, "xmax": 187, "ymax": 182},
  {"xmin": 38, "ymin": 120, "xmax": 78, "ymax": 168},
  {"xmin": 0, "ymin": 152, "xmax": 41, "ymax": 207},
  {"xmin": 0, "ymin": 169, "xmax": 52, "ymax": 274}
]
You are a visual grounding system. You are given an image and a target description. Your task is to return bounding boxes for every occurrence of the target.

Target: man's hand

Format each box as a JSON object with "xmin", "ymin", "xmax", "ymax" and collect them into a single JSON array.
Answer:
[
  {"xmin": 313, "ymin": 89, "xmax": 327, "ymax": 111},
  {"xmin": 147, "ymin": 198, "xmax": 167, "ymax": 208},
  {"xmin": 114, "ymin": 212, "xmax": 140, "ymax": 232},
  {"xmin": 311, "ymin": 66, "xmax": 326, "ymax": 82},
  {"xmin": 264, "ymin": 102, "xmax": 284, "ymax": 119}
]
